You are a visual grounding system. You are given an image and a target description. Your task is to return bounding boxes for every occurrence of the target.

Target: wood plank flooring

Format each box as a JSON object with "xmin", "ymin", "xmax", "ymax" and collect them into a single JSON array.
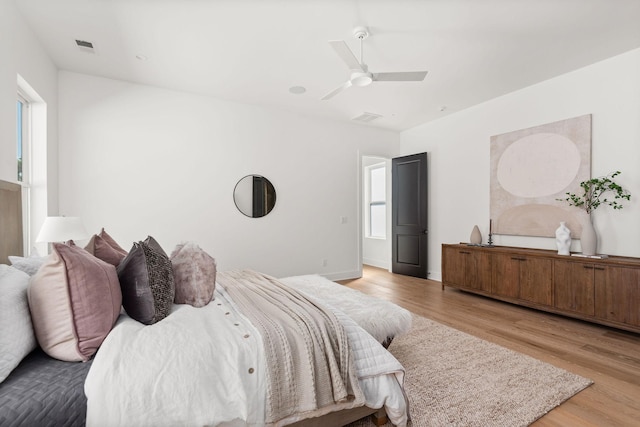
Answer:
[{"xmin": 338, "ymin": 265, "xmax": 640, "ymax": 426}]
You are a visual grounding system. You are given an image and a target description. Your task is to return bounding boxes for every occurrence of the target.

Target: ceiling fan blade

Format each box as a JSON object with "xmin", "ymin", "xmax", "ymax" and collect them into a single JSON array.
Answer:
[
  {"xmin": 329, "ymin": 40, "xmax": 364, "ymax": 71},
  {"xmin": 321, "ymin": 80, "xmax": 353, "ymax": 100},
  {"xmin": 372, "ymin": 71, "xmax": 428, "ymax": 81}
]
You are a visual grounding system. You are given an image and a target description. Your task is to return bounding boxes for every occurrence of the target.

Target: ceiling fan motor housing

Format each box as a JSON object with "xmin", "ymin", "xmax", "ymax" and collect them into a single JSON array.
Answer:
[
  {"xmin": 350, "ymin": 70, "xmax": 373, "ymax": 86},
  {"xmin": 353, "ymin": 26, "xmax": 369, "ymax": 40}
]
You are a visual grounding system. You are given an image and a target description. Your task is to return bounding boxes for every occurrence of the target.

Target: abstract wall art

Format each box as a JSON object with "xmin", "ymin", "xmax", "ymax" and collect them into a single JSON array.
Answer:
[{"xmin": 490, "ymin": 114, "xmax": 591, "ymax": 238}]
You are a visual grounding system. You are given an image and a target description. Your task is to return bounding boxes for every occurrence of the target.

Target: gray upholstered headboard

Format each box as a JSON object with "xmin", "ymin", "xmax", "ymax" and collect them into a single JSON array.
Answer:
[{"xmin": 0, "ymin": 179, "xmax": 23, "ymax": 264}]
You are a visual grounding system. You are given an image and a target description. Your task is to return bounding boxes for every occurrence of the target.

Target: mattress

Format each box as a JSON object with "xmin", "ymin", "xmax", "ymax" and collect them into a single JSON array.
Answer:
[{"xmin": 0, "ymin": 348, "xmax": 92, "ymax": 427}]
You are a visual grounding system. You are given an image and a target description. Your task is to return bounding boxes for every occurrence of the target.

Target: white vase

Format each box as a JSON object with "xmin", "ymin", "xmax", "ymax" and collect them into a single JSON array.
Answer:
[
  {"xmin": 581, "ymin": 220, "xmax": 597, "ymax": 256},
  {"xmin": 555, "ymin": 222, "xmax": 571, "ymax": 255},
  {"xmin": 470, "ymin": 225, "xmax": 482, "ymax": 244}
]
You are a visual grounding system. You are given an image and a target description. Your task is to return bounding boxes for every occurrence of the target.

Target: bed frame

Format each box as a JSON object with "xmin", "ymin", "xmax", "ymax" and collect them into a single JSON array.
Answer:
[
  {"xmin": 0, "ymin": 179, "xmax": 389, "ymax": 427},
  {"xmin": 293, "ymin": 407, "xmax": 387, "ymax": 426}
]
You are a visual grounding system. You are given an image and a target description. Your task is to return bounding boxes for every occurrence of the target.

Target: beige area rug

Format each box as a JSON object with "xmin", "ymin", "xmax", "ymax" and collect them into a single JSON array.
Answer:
[{"xmin": 349, "ymin": 315, "xmax": 593, "ymax": 427}]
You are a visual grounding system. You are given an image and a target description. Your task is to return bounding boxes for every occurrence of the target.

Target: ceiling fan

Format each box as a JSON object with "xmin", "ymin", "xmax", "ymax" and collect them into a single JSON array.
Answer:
[{"xmin": 321, "ymin": 26, "xmax": 428, "ymax": 100}]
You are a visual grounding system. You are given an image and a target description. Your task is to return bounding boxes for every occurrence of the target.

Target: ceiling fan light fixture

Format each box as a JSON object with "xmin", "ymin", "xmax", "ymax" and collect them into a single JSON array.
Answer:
[{"xmin": 350, "ymin": 71, "xmax": 373, "ymax": 87}]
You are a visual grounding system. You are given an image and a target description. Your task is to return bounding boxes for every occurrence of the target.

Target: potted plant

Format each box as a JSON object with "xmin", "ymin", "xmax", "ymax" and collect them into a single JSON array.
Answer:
[{"xmin": 558, "ymin": 171, "xmax": 631, "ymax": 255}]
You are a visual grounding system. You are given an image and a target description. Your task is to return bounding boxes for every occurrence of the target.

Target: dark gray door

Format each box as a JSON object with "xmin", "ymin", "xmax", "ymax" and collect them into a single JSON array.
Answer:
[{"xmin": 392, "ymin": 152, "xmax": 428, "ymax": 278}]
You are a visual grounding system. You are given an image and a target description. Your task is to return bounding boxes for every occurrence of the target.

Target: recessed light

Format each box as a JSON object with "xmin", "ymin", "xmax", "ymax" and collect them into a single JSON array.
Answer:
[
  {"xmin": 438, "ymin": 105, "xmax": 447, "ymax": 112},
  {"xmin": 136, "ymin": 54, "xmax": 148, "ymax": 61},
  {"xmin": 289, "ymin": 86, "xmax": 306, "ymax": 95}
]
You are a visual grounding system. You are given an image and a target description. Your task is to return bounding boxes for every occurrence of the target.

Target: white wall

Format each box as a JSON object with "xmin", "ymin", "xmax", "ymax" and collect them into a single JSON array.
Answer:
[
  {"xmin": 401, "ymin": 48, "xmax": 640, "ymax": 281},
  {"xmin": 58, "ymin": 71, "xmax": 399, "ymax": 279},
  {"xmin": 0, "ymin": 0, "xmax": 58, "ymax": 253}
]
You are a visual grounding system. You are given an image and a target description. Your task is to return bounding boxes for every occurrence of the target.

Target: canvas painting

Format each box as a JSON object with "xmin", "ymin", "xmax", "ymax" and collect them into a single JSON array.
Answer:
[{"xmin": 490, "ymin": 114, "xmax": 591, "ymax": 238}]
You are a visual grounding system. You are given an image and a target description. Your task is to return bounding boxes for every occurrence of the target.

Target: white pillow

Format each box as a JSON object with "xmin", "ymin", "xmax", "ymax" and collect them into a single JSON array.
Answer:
[
  {"xmin": 9, "ymin": 250, "xmax": 47, "ymax": 276},
  {"xmin": 0, "ymin": 265, "xmax": 37, "ymax": 383}
]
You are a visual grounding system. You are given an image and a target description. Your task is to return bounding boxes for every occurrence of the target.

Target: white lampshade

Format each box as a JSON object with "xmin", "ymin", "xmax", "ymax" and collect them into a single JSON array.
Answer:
[{"xmin": 36, "ymin": 216, "xmax": 89, "ymax": 243}]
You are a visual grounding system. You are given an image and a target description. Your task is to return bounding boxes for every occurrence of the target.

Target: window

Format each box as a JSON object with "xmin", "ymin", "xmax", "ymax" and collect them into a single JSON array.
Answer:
[
  {"xmin": 17, "ymin": 74, "xmax": 50, "ymax": 255},
  {"xmin": 16, "ymin": 90, "xmax": 32, "ymax": 251},
  {"xmin": 16, "ymin": 97, "xmax": 25, "ymax": 182},
  {"xmin": 16, "ymin": 92, "xmax": 31, "ymax": 185},
  {"xmin": 368, "ymin": 164, "xmax": 386, "ymax": 238}
]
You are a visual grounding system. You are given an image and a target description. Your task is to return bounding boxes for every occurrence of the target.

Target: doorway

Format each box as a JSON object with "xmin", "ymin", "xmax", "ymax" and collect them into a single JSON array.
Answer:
[{"xmin": 361, "ymin": 156, "xmax": 392, "ymax": 271}]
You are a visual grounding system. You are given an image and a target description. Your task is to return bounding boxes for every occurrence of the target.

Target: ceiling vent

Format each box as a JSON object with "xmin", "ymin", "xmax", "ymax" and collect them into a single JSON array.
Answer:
[
  {"xmin": 75, "ymin": 39, "xmax": 96, "ymax": 54},
  {"xmin": 352, "ymin": 112, "xmax": 383, "ymax": 123}
]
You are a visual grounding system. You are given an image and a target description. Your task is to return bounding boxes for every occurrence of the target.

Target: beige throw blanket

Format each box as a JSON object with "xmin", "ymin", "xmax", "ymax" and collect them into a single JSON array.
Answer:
[{"xmin": 217, "ymin": 270, "xmax": 364, "ymax": 424}]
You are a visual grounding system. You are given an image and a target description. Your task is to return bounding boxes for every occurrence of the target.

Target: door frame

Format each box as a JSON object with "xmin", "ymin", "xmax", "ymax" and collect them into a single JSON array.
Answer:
[{"xmin": 358, "ymin": 152, "xmax": 393, "ymax": 276}]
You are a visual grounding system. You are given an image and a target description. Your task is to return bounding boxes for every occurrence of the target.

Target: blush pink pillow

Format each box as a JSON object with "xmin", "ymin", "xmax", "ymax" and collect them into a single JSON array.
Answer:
[
  {"xmin": 85, "ymin": 228, "xmax": 128, "ymax": 267},
  {"xmin": 170, "ymin": 242, "xmax": 216, "ymax": 307},
  {"xmin": 28, "ymin": 242, "xmax": 122, "ymax": 362}
]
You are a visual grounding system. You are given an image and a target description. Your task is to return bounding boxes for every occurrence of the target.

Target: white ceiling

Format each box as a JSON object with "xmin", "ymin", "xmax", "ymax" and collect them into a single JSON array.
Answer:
[{"xmin": 15, "ymin": 0, "xmax": 640, "ymax": 132}]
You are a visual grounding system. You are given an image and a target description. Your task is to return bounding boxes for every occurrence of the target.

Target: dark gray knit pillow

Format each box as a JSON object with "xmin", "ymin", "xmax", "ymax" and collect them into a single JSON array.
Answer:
[{"xmin": 117, "ymin": 236, "xmax": 175, "ymax": 325}]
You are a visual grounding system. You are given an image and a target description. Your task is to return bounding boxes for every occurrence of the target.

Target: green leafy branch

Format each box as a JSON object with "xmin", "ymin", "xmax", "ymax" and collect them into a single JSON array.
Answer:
[{"xmin": 558, "ymin": 171, "xmax": 631, "ymax": 214}]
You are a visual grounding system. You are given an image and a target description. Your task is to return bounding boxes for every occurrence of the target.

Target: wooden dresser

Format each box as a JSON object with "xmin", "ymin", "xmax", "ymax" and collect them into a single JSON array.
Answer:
[{"xmin": 441, "ymin": 243, "xmax": 640, "ymax": 334}]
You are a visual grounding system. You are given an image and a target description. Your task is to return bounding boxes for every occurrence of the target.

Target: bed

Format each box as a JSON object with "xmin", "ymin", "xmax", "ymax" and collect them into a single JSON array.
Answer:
[{"xmin": 0, "ymin": 180, "xmax": 411, "ymax": 426}]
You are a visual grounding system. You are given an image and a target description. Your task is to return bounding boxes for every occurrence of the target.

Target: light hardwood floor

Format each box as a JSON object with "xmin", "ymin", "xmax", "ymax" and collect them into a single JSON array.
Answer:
[{"xmin": 338, "ymin": 265, "xmax": 640, "ymax": 427}]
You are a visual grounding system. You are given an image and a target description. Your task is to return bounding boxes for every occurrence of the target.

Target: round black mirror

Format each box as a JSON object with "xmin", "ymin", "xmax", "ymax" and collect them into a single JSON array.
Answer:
[{"xmin": 233, "ymin": 175, "xmax": 277, "ymax": 218}]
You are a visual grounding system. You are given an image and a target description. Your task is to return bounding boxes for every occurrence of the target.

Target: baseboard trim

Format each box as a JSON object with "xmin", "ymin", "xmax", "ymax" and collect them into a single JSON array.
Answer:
[
  {"xmin": 323, "ymin": 269, "xmax": 362, "ymax": 281},
  {"xmin": 363, "ymin": 259, "xmax": 390, "ymax": 270},
  {"xmin": 321, "ymin": 269, "xmax": 442, "ymax": 282},
  {"xmin": 429, "ymin": 271, "xmax": 442, "ymax": 282}
]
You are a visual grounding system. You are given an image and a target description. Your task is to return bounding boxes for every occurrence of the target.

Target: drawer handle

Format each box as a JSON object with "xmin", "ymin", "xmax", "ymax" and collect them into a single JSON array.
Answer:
[
  {"xmin": 594, "ymin": 267, "xmax": 605, "ymax": 271},
  {"xmin": 511, "ymin": 257, "xmax": 526, "ymax": 261},
  {"xmin": 459, "ymin": 251, "xmax": 471, "ymax": 254}
]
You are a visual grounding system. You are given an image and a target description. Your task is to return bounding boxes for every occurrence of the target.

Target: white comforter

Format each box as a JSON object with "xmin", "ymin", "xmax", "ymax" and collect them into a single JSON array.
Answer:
[
  {"xmin": 280, "ymin": 274, "xmax": 412, "ymax": 343},
  {"xmin": 85, "ymin": 283, "xmax": 408, "ymax": 427}
]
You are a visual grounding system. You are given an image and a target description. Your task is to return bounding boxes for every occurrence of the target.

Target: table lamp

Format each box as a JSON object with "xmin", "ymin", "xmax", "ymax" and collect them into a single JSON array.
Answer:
[{"xmin": 36, "ymin": 216, "xmax": 89, "ymax": 245}]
